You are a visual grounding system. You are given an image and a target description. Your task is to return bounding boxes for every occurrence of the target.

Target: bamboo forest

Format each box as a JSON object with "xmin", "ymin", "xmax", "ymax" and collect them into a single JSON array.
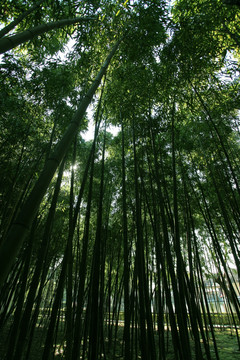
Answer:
[{"xmin": 1, "ymin": 0, "xmax": 240, "ymax": 359}]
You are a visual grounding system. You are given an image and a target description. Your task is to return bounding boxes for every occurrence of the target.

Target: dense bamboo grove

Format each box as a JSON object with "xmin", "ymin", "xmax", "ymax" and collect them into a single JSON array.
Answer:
[{"xmin": 0, "ymin": 0, "xmax": 240, "ymax": 359}]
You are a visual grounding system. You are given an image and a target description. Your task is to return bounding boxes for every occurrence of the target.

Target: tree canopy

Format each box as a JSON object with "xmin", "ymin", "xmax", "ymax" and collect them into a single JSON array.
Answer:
[{"xmin": 0, "ymin": 1, "xmax": 240, "ymax": 359}]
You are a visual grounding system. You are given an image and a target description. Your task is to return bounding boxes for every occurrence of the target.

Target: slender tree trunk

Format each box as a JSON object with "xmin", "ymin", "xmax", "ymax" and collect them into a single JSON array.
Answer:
[
  {"xmin": 72, "ymin": 116, "xmax": 101, "ymax": 360},
  {"xmin": 0, "ymin": 36, "xmax": 122, "ymax": 286},
  {"xmin": 88, "ymin": 123, "xmax": 107, "ymax": 360},
  {"xmin": 144, "ymin": 158, "xmax": 167, "ymax": 360},
  {"xmin": 65, "ymin": 138, "xmax": 77, "ymax": 360},
  {"xmin": 207, "ymin": 164, "xmax": 240, "ymax": 278},
  {"xmin": 0, "ymin": 16, "xmax": 96, "ymax": 53},
  {"xmin": 132, "ymin": 119, "xmax": 156, "ymax": 360},
  {"xmin": 121, "ymin": 118, "xmax": 131, "ymax": 360},
  {"xmin": 12, "ymin": 157, "xmax": 66, "ymax": 360},
  {"xmin": 179, "ymin": 159, "xmax": 211, "ymax": 360},
  {"xmin": 0, "ymin": 0, "xmax": 44, "ymax": 38},
  {"xmin": 42, "ymin": 248, "xmax": 68, "ymax": 359},
  {"xmin": 5, "ymin": 218, "xmax": 37, "ymax": 360},
  {"xmin": 171, "ymin": 108, "xmax": 192, "ymax": 359},
  {"xmin": 0, "ymin": 257, "xmax": 23, "ymax": 330},
  {"xmin": 145, "ymin": 150, "xmax": 181, "ymax": 359},
  {"xmin": 149, "ymin": 122, "xmax": 190, "ymax": 360},
  {"xmin": 193, "ymin": 84, "xmax": 240, "ymax": 198}
]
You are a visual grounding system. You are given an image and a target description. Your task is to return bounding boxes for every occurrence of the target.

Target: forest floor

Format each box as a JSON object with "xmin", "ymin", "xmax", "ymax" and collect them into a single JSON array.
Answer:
[
  {"xmin": 212, "ymin": 328, "xmax": 240, "ymax": 360},
  {"xmin": 0, "ymin": 319, "xmax": 239, "ymax": 359}
]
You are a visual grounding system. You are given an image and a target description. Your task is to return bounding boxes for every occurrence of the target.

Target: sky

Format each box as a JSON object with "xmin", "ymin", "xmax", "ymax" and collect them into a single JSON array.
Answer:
[{"xmin": 82, "ymin": 107, "xmax": 120, "ymax": 141}]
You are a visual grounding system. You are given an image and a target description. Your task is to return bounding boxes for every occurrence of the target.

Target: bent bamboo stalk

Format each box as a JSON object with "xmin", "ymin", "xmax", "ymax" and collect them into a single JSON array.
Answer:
[
  {"xmin": 0, "ymin": 16, "xmax": 96, "ymax": 54},
  {"xmin": 0, "ymin": 37, "xmax": 122, "ymax": 285}
]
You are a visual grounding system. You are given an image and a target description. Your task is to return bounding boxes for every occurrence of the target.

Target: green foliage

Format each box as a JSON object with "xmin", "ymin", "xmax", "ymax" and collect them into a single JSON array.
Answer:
[{"xmin": 1, "ymin": 0, "xmax": 240, "ymax": 359}]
